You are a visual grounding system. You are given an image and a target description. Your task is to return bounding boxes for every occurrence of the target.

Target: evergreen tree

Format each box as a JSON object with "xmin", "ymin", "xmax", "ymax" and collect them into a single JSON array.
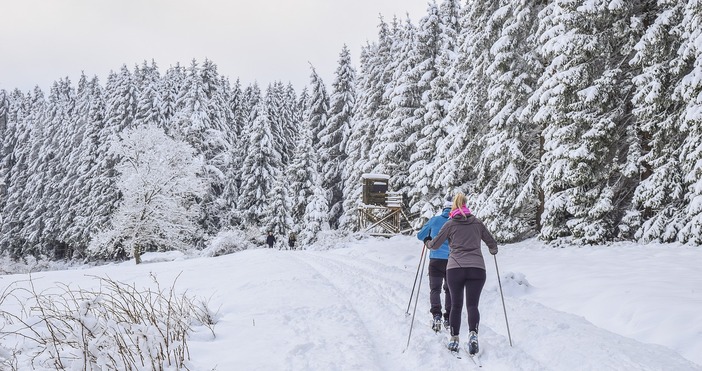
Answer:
[
  {"xmin": 265, "ymin": 82, "xmax": 291, "ymax": 165},
  {"xmin": 0, "ymin": 89, "xmax": 9, "ymax": 222},
  {"xmin": 41, "ymin": 78, "xmax": 77, "ymax": 257},
  {"xmin": 0, "ymin": 89, "xmax": 44, "ymax": 257},
  {"xmin": 263, "ymin": 174, "xmax": 294, "ymax": 246},
  {"xmin": 624, "ymin": 0, "xmax": 687, "ymax": 242},
  {"xmin": 307, "ymin": 65, "xmax": 329, "ymax": 148},
  {"xmin": 172, "ymin": 60, "xmax": 231, "ymax": 237},
  {"xmin": 471, "ymin": 0, "xmax": 544, "ymax": 242},
  {"xmin": 237, "ymin": 96, "xmax": 281, "ymax": 227},
  {"xmin": 340, "ymin": 18, "xmax": 395, "ymax": 230},
  {"xmin": 299, "ymin": 172, "xmax": 330, "ymax": 246},
  {"xmin": 284, "ymin": 82, "xmax": 301, "ymax": 148},
  {"xmin": 529, "ymin": 0, "xmax": 639, "ymax": 243},
  {"xmin": 133, "ymin": 60, "xmax": 164, "ymax": 128},
  {"xmin": 675, "ymin": 1, "xmax": 702, "ymax": 244},
  {"xmin": 431, "ymin": 0, "xmax": 504, "ymax": 194},
  {"xmin": 321, "ymin": 45, "xmax": 356, "ymax": 228},
  {"xmin": 371, "ymin": 16, "xmax": 421, "ymax": 199},
  {"xmin": 288, "ymin": 118, "xmax": 318, "ymax": 227},
  {"xmin": 63, "ymin": 75, "xmax": 107, "ymax": 257},
  {"xmin": 104, "ymin": 65, "xmax": 138, "ymax": 132},
  {"xmin": 223, "ymin": 79, "xmax": 246, "ymax": 226},
  {"xmin": 161, "ymin": 63, "xmax": 187, "ymax": 134}
]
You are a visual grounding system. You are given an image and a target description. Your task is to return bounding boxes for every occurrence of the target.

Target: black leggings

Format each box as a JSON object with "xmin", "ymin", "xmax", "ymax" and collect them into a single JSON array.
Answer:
[{"xmin": 447, "ymin": 267, "xmax": 486, "ymax": 336}]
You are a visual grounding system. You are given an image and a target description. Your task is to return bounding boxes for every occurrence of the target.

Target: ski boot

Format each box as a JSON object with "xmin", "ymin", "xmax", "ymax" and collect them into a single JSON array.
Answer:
[
  {"xmin": 447, "ymin": 335, "xmax": 460, "ymax": 352},
  {"xmin": 443, "ymin": 318, "xmax": 450, "ymax": 332},
  {"xmin": 432, "ymin": 315, "xmax": 442, "ymax": 332},
  {"xmin": 468, "ymin": 331, "xmax": 479, "ymax": 355}
]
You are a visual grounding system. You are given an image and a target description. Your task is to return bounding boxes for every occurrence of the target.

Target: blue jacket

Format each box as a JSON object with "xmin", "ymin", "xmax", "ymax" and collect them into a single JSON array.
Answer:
[{"xmin": 416, "ymin": 208, "xmax": 451, "ymax": 260}]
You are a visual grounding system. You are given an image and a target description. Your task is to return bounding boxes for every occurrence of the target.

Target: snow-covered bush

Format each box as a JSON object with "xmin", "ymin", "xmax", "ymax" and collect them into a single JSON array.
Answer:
[
  {"xmin": 0, "ymin": 274, "xmax": 216, "ymax": 370},
  {"xmin": 0, "ymin": 254, "xmax": 87, "ymax": 275},
  {"xmin": 201, "ymin": 229, "xmax": 256, "ymax": 257},
  {"xmin": 305, "ymin": 230, "xmax": 368, "ymax": 251}
]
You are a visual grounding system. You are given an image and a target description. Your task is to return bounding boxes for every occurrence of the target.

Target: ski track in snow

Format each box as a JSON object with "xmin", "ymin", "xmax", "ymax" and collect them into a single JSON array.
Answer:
[
  {"xmin": 286, "ymin": 244, "xmax": 700, "ymax": 371},
  {"xmin": 286, "ymin": 253, "xmax": 387, "ymax": 370},
  {"xmin": 2, "ymin": 238, "xmax": 700, "ymax": 370},
  {"xmin": 299, "ymin": 248, "xmax": 548, "ymax": 371}
]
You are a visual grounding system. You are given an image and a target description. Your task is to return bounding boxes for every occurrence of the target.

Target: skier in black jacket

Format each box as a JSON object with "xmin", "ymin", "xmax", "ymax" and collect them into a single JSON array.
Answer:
[{"xmin": 266, "ymin": 231, "xmax": 276, "ymax": 248}]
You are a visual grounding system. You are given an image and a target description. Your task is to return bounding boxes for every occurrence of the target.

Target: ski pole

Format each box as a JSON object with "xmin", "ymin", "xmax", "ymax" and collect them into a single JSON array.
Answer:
[
  {"xmin": 494, "ymin": 254, "xmax": 513, "ymax": 346},
  {"xmin": 405, "ymin": 245, "xmax": 427, "ymax": 315},
  {"xmin": 404, "ymin": 243, "xmax": 428, "ymax": 352}
]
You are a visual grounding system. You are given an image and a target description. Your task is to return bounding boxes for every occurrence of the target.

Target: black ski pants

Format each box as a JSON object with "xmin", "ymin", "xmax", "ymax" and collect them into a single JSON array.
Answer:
[
  {"xmin": 428, "ymin": 258, "xmax": 451, "ymax": 320},
  {"xmin": 447, "ymin": 267, "xmax": 486, "ymax": 336}
]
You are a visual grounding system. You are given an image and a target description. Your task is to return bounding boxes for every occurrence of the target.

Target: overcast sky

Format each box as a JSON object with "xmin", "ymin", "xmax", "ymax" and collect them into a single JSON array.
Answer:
[{"xmin": 1, "ymin": 0, "xmax": 430, "ymax": 93}]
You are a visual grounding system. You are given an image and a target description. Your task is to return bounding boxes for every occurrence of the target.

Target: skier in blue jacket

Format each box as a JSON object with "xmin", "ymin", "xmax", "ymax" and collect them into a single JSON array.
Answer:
[{"xmin": 416, "ymin": 196, "xmax": 453, "ymax": 332}]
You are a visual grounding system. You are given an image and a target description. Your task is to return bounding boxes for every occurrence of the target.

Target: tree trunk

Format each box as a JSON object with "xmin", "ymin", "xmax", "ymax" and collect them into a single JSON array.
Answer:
[{"xmin": 134, "ymin": 244, "xmax": 142, "ymax": 265}]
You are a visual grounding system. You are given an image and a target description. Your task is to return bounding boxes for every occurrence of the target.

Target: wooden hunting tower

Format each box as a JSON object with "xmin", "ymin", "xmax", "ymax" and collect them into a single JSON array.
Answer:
[{"xmin": 358, "ymin": 173, "xmax": 412, "ymax": 236}]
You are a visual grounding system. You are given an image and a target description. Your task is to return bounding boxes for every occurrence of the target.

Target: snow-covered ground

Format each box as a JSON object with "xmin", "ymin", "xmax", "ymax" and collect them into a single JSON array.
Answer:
[{"xmin": 1, "ymin": 235, "xmax": 700, "ymax": 370}]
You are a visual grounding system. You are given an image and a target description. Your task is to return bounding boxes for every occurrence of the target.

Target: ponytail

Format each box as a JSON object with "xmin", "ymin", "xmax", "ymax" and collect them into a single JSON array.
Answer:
[{"xmin": 452, "ymin": 192, "xmax": 468, "ymax": 218}]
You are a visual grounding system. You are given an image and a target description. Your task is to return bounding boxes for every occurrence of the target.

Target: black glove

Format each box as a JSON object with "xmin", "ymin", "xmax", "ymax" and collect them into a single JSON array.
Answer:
[{"xmin": 423, "ymin": 236, "xmax": 432, "ymax": 243}]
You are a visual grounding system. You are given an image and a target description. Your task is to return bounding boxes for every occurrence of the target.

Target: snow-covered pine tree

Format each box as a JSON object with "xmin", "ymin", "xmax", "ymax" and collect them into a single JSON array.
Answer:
[
  {"xmin": 0, "ymin": 89, "xmax": 9, "ymax": 225},
  {"xmin": 41, "ymin": 78, "xmax": 78, "ymax": 258},
  {"xmin": 299, "ymin": 171, "xmax": 330, "ymax": 246},
  {"xmin": 674, "ymin": 1, "xmax": 702, "ymax": 244},
  {"xmin": 236, "ymin": 93, "xmax": 281, "ymax": 228},
  {"xmin": 263, "ymin": 173, "xmax": 294, "ymax": 248},
  {"xmin": 223, "ymin": 78, "xmax": 246, "ymax": 226},
  {"xmin": 55, "ymin": 75, "xmax": 90, "ymax": 257},
  {"xmin": 201, "ymin": 61, "xmax": 235, "ymax": 237},
  {"xmin": 133, "ymin": 60, "xmax": 165, "ymax": 128},
  {"xmin": 20, "ymin": 81, "xmax": 73, "ymax": 258},
  {"xmin": 529, "ymin": 0, "xmax": 639, "ymax": 244},
  {"xmin": 624, "ymin": 0, "xmax": 686, "ymax": 242},
  {"xmin": 371, "ymin": 15, "xmax": 420, "ymax": 200},
  {"xmin": 321, "ymin": 45, "xmax": 356, "ymax": 229},
  {"xmin": 161, "ymin": 63, "xmax": 187, "ymax": 135},
  {"xmin": 340, "ymin": 17, "xmax": 395, "ymax": 230},
  {"xmin": 307, "ymin": 65, "xmax": 329, "ymax": 149},
  {"xmin": 62, "ymin": 75, "xmax": 107, "ymax": 257},
  {"xmin": 265, "ymin": 82, "xmax": 290, "ymax": 166},
  {"xmin": 104, "ymin": 65, "xmax": 138, "ymax": 133},
  {"xmin": 288, "ymin": 114, "xmax": 318, "ymax": 228},
  {"xmin": 471, "ymin": 0, "xmax": 545, "ymax": 242},
  {"xmin": 0, "ymin": 89, "xmax": 45, "ymax": 258},
  {"xmin": 172, "ymin": 60, "xmax": 230, "ymax": 238},
  {"xmin": 408, "ymin": 0, "xmax": 463, "ymax": 219},
  {"xmin": 284, "ymin": 82, "xmax": 301, "ymax": 145},
  {"xmin": 88, "ymin": 124, "xmax": 205, "ymax": 263},
  {"xmin": 409, "ymin": 49, "xmax": 455, "ymax": 220},
  {"xmin": 439, "ymin": 0, "xmax": 462, "ymax": 49},
  {"xmin": 431, "ymin": 0, "xmax": 504, "ymax": 195}
]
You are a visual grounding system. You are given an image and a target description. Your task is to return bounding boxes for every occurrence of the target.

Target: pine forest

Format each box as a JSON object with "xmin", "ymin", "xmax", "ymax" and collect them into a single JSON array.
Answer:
[{"xmin": 1, "ymin": 0, "xmax": 701, "ymax": 264}]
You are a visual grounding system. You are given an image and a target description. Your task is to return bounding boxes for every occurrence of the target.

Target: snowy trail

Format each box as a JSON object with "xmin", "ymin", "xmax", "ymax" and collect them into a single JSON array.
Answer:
[
  {"xmin": 286, "ymin": 241, "xmax": 700, "ymax": 371},
  {"xmin": 284, "ymin": 253, "xmax": 387, "ymax": 370},
  {"xmin": 2, "ymin": 236, "xmax": 700, "ymax": 370},
  {"xmin": 299, "ymin": 248, "xmax": 553, "ymax": 370}
]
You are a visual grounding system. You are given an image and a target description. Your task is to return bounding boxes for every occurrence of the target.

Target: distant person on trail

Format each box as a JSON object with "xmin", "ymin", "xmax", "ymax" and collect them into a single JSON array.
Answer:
[
  {"xmin": 288, "ymin": 232, "xmax": 297, "ymax": 249},
  {"xmin": 425, "ymin": 192, "xmax": 498, "ymax": 355},
  {"xmin": 416, "ymin": 195, "xmax": 453, "ymax": 333},
  {"xmin": 266, "ymin": 231, "xmax": 276, "ymax": 248}
]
